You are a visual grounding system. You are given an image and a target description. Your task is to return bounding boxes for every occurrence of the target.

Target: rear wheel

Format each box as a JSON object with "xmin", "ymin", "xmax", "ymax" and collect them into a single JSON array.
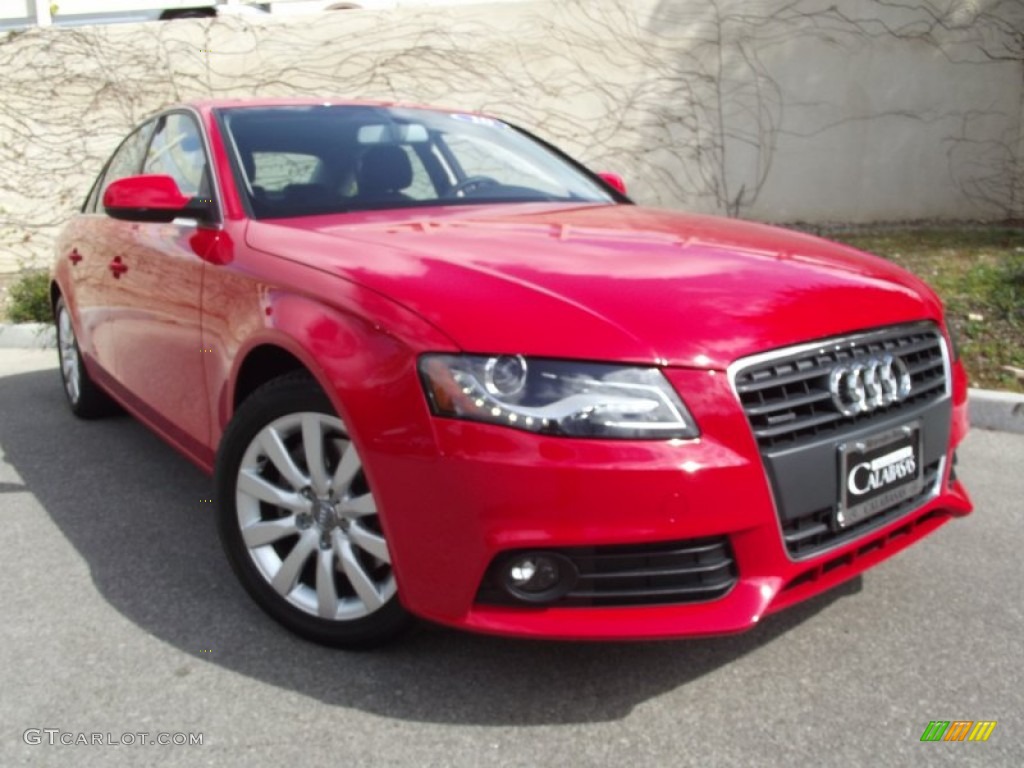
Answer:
[
  {"xmin": 215, "ymin": 373, "xmax": 412, "ymax": 648},
  {"xmin": 55, "ymin": 297, "xmax": 116, "ymax": 419}
]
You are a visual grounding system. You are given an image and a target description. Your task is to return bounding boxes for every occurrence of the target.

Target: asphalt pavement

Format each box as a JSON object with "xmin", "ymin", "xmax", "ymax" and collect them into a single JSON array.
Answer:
[{"xmin": 0, "ymin": 349, "xmax": 1021, "ymax": 767}]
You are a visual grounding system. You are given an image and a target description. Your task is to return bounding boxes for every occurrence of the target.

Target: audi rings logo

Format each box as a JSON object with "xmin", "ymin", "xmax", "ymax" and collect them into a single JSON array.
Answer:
[{"xmin": 829, "ymin": 353, "xmax": 912, "ymax": 416}]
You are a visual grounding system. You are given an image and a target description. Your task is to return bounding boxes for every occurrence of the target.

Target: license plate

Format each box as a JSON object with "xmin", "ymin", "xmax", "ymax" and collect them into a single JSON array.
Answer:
[{"xmin": 836, "ymin": 422, "xmax": 924, "ymax": 528}]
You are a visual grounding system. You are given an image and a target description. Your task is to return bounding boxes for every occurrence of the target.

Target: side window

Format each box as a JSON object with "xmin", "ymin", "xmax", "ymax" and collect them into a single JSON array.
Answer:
[
  {"xmin": 96, "ymin": 120, "xmax": 156, "ymax": 207},
  {"xmin": 143, "ymin": 113, "xmax": 210, "ymax": 198}
]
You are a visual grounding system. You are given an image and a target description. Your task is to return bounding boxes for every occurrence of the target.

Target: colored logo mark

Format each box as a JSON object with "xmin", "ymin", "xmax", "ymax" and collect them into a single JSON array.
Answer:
[{"xmin": 920, "ymin": 720, "xmax": 997, "ymax": 742}]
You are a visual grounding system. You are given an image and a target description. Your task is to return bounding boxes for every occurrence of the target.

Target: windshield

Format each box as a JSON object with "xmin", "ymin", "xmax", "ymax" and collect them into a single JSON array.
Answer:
[{"xmin": 216, "ymin": 105, "xmax": 616, "ymax": 219}]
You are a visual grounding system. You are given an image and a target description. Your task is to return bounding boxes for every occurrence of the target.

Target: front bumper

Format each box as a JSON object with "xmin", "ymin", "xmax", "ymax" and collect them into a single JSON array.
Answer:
[{"xmin": 364, "ymin": 359, "xmax": 972, "ymax": 640}]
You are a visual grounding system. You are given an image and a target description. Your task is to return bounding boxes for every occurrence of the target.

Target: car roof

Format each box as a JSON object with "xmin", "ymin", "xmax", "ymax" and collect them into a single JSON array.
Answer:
[{"xmin": 183, "ymin": 97, "xmax": 484, "ymax": 117}]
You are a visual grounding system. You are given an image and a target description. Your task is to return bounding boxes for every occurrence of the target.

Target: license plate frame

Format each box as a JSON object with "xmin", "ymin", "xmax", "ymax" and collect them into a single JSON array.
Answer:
[{"xmin": 836, "ymin": 422, "xmax": 924, "ymax": 529}]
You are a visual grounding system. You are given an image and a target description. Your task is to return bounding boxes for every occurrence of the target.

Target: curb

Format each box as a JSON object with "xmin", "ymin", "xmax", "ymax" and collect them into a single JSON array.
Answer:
[
  {"xmin": 968, "ymin": 388, "xmax": 1024, "ymax": 435},
  {"xmin": 0, "ymin": 322, "xmax": 55, "ymax": 349},
  {"xmin": 1, "ymin": 323, "xmax": 1022, "ymax": 434}
]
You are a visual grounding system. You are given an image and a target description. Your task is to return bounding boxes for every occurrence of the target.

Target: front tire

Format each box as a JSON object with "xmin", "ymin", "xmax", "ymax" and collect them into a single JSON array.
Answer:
[{"xmin": 215, "ymin": 373, "xmax": 412, "ymax": 648}]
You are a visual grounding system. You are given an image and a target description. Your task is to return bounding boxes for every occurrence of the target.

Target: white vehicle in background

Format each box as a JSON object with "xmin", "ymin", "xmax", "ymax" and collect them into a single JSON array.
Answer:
[
  {"xmin": 262, "ymin": 0, "xmax": 531, "ymax": 13},
  {"xmin": 0, "ymin": 0, "xmax": 263, "ymax": 28},
  {"xmin": 0, "ymin": 0, "xmax": 530, "ymax": 29}
]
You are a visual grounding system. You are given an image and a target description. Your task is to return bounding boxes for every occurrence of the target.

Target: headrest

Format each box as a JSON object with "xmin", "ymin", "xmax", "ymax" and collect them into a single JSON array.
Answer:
[{"xmin": 358, "ymin": 145, "xmax": 413, "ymax": 195}]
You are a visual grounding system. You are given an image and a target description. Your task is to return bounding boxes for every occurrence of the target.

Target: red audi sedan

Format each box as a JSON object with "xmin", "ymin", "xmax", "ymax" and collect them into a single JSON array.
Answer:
[{"xmin": 51, "ymin": 98, "xmax": 973, "ymax": 647}]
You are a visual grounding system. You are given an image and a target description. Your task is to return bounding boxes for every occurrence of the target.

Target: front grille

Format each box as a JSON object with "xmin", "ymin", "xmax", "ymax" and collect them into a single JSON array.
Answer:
[
  {"xmin": 478, "ymin": 537, "xmax": 737, "ymax": 607},
  {"xmin": 731, "ymin": 323, "xmax": 952, "ymax": 559},
  {"xmin": 781, "ymin": 459, "xmax": 942, "ymax": 558},
  {"xmin": 732, "ymin": 323, "xmax": 948, "ymax": 450}
]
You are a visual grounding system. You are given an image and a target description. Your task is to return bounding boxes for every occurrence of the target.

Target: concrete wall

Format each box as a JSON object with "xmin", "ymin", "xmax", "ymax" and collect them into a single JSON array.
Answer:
[{"xmin": 0, "ymin": 0, "xmax": 1021, "ymax": 273}]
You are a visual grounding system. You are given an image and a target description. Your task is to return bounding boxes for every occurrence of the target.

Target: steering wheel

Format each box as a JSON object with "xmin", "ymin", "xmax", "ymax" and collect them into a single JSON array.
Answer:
[{"xmin": 445, "ymin": 175, "xmax": 500, "ymax": 198}]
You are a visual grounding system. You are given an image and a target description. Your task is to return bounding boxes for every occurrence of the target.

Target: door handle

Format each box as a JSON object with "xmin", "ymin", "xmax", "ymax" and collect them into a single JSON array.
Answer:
[
  {"xmin": 68, "ymin": 249, "xmax": 83, "ymax": 265},
  {"xmin": 108, "ymin": 257, "xmax": 128, "ymax": 278}
]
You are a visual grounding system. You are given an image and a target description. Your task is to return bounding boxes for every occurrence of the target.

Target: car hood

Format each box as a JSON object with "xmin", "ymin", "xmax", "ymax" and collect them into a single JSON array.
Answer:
[{"xmin": 245, "ymin": 203, "xmax": 943, "ymax": 369}]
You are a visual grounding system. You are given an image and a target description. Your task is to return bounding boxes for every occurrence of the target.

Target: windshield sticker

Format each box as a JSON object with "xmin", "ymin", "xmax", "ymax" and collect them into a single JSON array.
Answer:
[{"xmin": 449, "ymin": 113, "xmax": 507, "ymax": 129}]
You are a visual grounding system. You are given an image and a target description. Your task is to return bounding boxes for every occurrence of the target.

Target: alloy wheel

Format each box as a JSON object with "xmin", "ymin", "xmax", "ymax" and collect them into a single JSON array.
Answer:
[
  {"xmin": 235, "ymin": 412, "xmax": 395, "ymax": 621},
  {"xmin": 57, "ymin": 304, "xmax": 81, "ymax": 405}
]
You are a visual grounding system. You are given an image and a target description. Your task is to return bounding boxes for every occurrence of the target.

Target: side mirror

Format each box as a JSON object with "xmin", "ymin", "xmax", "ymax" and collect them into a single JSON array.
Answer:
[
  {"xmin": 597, "ymin": 172, "xmax": 627, "ymax": 197},
  {"xmin": 103, "ymin": 175, "xmax": 212, "ymax": 223}
]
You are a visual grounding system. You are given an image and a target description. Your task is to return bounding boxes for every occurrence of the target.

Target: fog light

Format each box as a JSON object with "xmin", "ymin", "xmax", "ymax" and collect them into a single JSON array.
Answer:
[{"xmin": 502, "ymin": 552, "xmax": 577, "ymax": 603}]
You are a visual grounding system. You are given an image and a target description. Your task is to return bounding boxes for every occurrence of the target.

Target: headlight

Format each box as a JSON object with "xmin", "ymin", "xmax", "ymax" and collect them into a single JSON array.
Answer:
[{"xmin": 418, "ymin": 354, "xmax": 699, "ymax": 439}]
